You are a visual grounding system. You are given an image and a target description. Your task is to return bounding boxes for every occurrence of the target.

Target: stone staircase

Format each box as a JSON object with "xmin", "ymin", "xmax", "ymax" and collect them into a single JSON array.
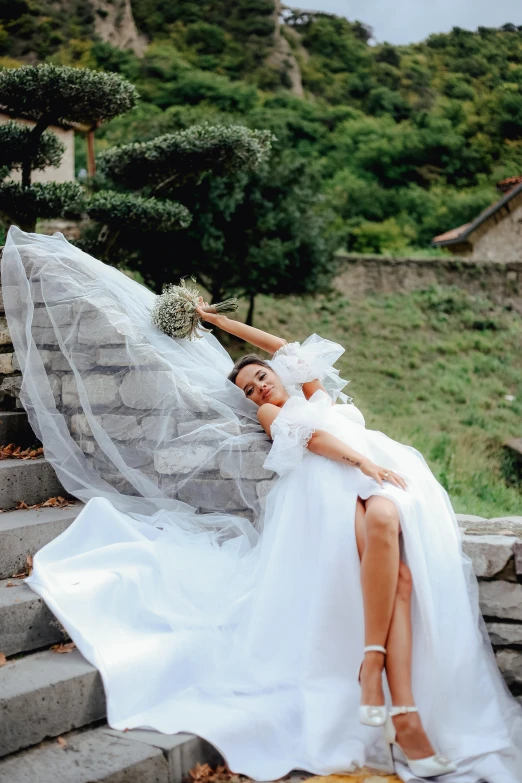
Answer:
[
  {"xmin": 0, "ymin": 299, "xmax": 230, "ymax": 781},
  {"xmin": 1, "ymin": 280, "xmax": 522, "ymax": 780}
]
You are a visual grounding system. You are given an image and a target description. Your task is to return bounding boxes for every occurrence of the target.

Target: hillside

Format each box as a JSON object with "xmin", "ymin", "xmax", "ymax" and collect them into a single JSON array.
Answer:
[{"xmin": 3, "ymin": 4, "xmax": 522, "ymax": 252}]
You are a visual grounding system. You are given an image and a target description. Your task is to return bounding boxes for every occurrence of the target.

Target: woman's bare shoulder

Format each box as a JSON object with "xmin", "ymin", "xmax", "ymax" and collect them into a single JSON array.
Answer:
[{"xmin": 257, "ymin": 403, "xmax": 281, "ymax": 436}]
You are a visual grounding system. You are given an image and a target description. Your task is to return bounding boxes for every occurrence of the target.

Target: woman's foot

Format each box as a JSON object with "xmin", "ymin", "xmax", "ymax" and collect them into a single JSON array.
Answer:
[
  {"xmin": 359, "ymin": 650, "xmax": 386, "ymax": 707},
  {"xmin": 391, "ymin": 711, "xmax": 435, "ymax": 760}
]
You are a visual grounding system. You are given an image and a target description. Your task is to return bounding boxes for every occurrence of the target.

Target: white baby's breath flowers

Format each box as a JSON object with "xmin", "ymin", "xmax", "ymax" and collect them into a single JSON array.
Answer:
[{"xmin": 151, "ymin": 278, "xmax": 238, "ymax": 341}]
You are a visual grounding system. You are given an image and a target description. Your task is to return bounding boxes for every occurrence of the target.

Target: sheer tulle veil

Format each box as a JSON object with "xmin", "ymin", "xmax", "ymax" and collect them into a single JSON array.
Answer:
[{"xmin": 2, "ymin": 226, "xmax": 278, "ymax": 548}]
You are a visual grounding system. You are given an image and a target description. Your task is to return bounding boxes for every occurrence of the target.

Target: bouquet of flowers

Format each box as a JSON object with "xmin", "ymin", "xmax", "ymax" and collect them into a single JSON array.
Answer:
[{"xmin": 151, "ymin": 278, "xmax": 238, "ymax": 340}]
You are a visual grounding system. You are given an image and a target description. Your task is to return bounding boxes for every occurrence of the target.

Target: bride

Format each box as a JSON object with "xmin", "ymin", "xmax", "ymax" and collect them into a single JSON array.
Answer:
[{"xmin": 3, "ymin": 226, "xmax": 522, "ymax": 783}]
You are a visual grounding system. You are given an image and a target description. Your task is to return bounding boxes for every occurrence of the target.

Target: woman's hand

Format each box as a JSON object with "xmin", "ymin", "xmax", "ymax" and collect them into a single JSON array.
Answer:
[
  {"xmin": 359, "ymin": 458, "xmax": 407, "ymax": 490},
  {"xmin": 195, "ymin": 296, "xmax": 224, "ymax": 326}
]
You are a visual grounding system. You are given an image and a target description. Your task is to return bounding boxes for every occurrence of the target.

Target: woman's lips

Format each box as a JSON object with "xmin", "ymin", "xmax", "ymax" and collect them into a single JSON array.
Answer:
[{"xmin": 262, "ymin": 387, "xmax": 271, "ymax": 400}]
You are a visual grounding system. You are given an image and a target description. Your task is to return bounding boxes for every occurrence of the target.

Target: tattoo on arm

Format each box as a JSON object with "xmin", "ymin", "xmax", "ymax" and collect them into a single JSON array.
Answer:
[{"xmin": 342, "ymin": 455, "xmax": 362, "ymax": 467}]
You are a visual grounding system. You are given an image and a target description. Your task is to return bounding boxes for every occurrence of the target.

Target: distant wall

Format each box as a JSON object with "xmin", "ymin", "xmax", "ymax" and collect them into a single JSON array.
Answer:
[
  {"xmin": 0, "ymin": 114, "xmax": 75, "ymax": 185},
  {"xmin": 334, "ymin": 253, "xmax": 522, "ymax": 311}
]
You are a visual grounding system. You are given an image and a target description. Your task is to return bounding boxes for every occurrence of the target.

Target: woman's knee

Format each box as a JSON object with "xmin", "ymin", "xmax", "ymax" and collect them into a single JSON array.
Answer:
[
  {"xmin": 396, "ymin": 561, "xmax": 413, "ymax": 600},
  {"xmin": 365, "ymin": 500, "xmax": 400, "ymax": 539}
]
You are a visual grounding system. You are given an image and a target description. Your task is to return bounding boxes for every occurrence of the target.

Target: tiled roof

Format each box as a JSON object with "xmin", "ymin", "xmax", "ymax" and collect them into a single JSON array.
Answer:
[
  {"xmin": 497, "ymin": 175, "xmax": 522, "ymax": 193},
  {"xmin": 432, "ymin": 180, "xmax": 522, "ymax": 247}
]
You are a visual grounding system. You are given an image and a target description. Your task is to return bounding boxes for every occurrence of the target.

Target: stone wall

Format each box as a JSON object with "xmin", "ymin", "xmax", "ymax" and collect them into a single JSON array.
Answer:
[{"xmin": 334, "ymin": 253, "xmax": 522, "ymax": 312}]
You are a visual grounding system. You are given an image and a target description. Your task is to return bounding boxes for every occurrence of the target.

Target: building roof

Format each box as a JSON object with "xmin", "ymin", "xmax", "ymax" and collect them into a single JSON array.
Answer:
[
  {"xmin": 497, "ymin": 175, "xmax": 522, "ymax": 193},
  {"xmin": 432, "ymin": 180, "xmax": 522, "ymax": 247}
]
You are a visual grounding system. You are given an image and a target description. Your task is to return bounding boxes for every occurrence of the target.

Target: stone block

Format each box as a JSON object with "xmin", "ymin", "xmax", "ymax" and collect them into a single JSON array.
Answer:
[
  {"xmin": 62, "ymin": 373, "xmax": 121, "ymax": 408},
  {"xmin": 12, "ymin": 349, "xmax": 54, "ymax": 372},
  {"xmin": 0, "ymin": 578, "xmax": 62, "ymax": 656},
  {"xmin": 96, "ymin": 346, "xmax": 164, "ymax": 368},
  {"xmin": 31, "ymin": 326, "xmax": 60, "ymax": 346},
  {"xmin": 220, "ymin": 449, "xmax": 274, "ymax": 480},
  {"xmin": 0, "ymin": 504, "xmax": 81, "ymax": 580},
  {"xmin": 32, "ymin": 303, "xmax": 73, "ymax": 328},
  {"xmin": 154, "ymin": 444, "xmax": 218, "ymax": 475},
  {"xmin": 479, "ymin": 580, "xmax": 522, "ymax": 621},
  {"xmin": 103, "ymin": 729, "xmax": 223, "ymax": 782},
  {"xmin": 0, "ymin": 352, "xmax": 15, "ymax": 374},
  {"xmin": 50, "ymin": 350, "xmax": 96, "ymax": 372},
  {"xmin": 0, "ymin": 316, "xmax": 10, "ymax": 346},
  {"xmin": 487, "ymin": 622, "xmax": 522, "ymax": 646},
  {"xmin": 70, "ymin": 413, "xmax": 141, "ymax": 441},
  {"xmin": 256, "ymin": 479, "xmax": 276, "ymax": 500},
  {"xmin": 78, "ymin": 312, "xmax": 129, "ymax": 345},
  {"xmin": 177, "ymin": 478, "xmax": 247, "ymax": 512},
  {"xmin": 120, "ymin": 370, "xmax": 176, "ymax": 410},
  {"xmin": 496, "ymin": 649, "xmax": 522, "ymax": 689},
  {"xmin": 0, "ymin": 726, "xmax": 169, "ymax": 783},
  {"xmin": 141, "ymin": 415, "xmax": 177, "ymax": 442},
  {"xmin": 461, "ymin": 533, "xmax": 517, "ymax": 578},
  {"xmin": 0, "ymin": 458, "xmax": 66, "ymax": 510},
  {"xmin": 1, "ymin": 374, "xmax": 22, "ymax": 398},
  {"xmin": 0, "ymin": 648, "xmax": 105, "ymax": 756}
]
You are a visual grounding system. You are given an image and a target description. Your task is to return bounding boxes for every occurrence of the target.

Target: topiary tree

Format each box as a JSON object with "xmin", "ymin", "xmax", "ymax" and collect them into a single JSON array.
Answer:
[
  {"xmin": 0, "ymin": 64, "xmax": 139, "ymax": 231},
  {"xmin": 82, "ymin": 123, "xmax": 274, "ymax": 270}
]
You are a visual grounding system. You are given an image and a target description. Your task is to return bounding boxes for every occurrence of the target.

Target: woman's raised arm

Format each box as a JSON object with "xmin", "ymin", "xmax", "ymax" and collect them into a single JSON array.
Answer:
[{"xmin": 196, "ymin": 298, "xmax": 286, "ymax": 355}]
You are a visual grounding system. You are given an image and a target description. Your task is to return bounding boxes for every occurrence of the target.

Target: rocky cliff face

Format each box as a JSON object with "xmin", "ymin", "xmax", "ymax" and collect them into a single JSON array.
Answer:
[
  {"xmin": 267, "ymin": 0, "xmax": 303, "ymax": 97},
  {"xmin": 91, "ymin": 0, "xmax": 147, "ymax": 56}
]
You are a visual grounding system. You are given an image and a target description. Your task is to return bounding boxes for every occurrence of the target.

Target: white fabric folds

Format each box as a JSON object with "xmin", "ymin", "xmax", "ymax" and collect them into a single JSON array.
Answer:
[
  {"xmin": 268, "ymin": 336, "xmax": 353, "ymax": 402},
  {"xmin": 3, "ymin": 227, "xmax": 522, "ymax": 783}
]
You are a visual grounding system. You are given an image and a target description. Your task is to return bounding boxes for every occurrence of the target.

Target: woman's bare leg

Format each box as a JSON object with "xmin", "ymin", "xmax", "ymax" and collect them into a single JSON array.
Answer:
[
  {"xmin": 385, "ymin": 563, "xmax": 435, "ymax": 759},
  {"xmin": 358, "ymin": 495, "xmax": 401, "ymax": 706},
  {"xmin": 355, "ymin": 510, "xmax": 436, "ymax": 759}
]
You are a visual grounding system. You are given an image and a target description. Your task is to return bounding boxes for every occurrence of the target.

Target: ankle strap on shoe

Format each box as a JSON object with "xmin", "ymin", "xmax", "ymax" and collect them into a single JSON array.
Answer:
[
  {"xmin": 390, "ymin": 705, "xmax": 418, "ymax": 715},
  {"xmin": 363, "ymin": 645, "xmax": 386, "ymax": 655}
]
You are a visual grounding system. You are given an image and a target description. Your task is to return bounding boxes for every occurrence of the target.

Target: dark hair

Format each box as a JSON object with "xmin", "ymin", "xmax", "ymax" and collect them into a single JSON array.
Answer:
[{"xmin": 228, "ymin": 354, "xmax": 271, "ymax": 385}]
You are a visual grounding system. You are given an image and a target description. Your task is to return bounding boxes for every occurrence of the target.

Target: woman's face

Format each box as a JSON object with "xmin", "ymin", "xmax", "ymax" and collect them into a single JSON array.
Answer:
[{"xmin": 235, "ymin": 363, "xmax": 288, "ymax": 407}]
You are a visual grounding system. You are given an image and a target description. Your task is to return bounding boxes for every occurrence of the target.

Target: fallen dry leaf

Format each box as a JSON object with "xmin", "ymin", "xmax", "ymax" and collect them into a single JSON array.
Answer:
[
  {"xmin": 56, "ymin": 736, "xmax": 68, "ymax": 749},
  {"xmin": 0, "ymin": 443, "xmax": 43, "ymax": 460},
  {"xmin": 26, "ymin": 554, "xmax": 33, "ymax": 576},
  {"xmin": 0, "ymin": 653, "xmax": 6, "ymax": 667},
  {"xmin": 188, "ymin": 762, "xmax": 247, "ymax": 783},
  {"xmin": 51, "ymin": 642, "xmax": 76, "ymax": 654},
  {"xmin": 15, "ymin": 496, "xmax": 75, "ymax": 512},
  {"xmin": 5, "ymin": 582, "xmax": 17, "ymax": 587}
]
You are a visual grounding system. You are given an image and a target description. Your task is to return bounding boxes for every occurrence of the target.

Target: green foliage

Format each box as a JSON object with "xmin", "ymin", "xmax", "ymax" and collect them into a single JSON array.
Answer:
[
  {"xmin": 0, "ymin": 64, "xmax": 139, "ymax": 125},
  {"xmin": 0, "ymin": 121, "xmax": 64, "ymax": 172},
  {"xmin": 0, "ymin": 181, "xmax": 84, "ymax": 227},
  {"xmin": 98, "ymin": 124, "xmax": 274, "ymax": 192},
  {"xmin": 86, "ymin": 191, "xmax": 191, "ymax": 232}
]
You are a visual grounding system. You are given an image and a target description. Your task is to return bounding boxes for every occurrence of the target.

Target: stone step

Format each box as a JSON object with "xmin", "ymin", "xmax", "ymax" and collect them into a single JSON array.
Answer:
[
  {"xmin": 0, "ymin": 648, "xmax": 105, "ymax": 758},
  {"xmin": 0, "ymin": 411, "xmax": 38, "ymax": 448},
  {"xmin": 0, "ymin": 456, "xmax": 67, "ymax": 510},
  {"xmin": 0, "ymin": 723, "xmax": 226, "ymax": 783},
  {"xmin": 0, "ymin": 503, "xmax": 82, "ymax": 579},
  {"xmin": 0, "ymin": 578, "xmax": 63, "ymax": 656}
]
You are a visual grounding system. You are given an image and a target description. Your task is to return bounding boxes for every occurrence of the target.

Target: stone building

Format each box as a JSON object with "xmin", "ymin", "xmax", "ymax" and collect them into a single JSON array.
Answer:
[
  {"xmin": 0, "ymin": 112, "xmax": 76, "ymax": 184},
  {"xmin": 432, "ymin": 177, "xmax": 522, "ymax": 260}
]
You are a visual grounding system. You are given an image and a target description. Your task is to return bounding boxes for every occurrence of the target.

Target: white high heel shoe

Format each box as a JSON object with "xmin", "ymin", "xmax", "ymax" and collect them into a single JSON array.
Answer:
[
  {"xmin": 384, "ymin": 706, "xmax": 457, "ymax": 777},
  {"xmin": 358, "ymin": 645, "xmax": 387, "ymax": 727}
]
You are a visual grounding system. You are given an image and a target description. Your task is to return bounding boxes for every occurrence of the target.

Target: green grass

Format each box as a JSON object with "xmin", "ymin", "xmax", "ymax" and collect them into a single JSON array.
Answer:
[{"xmin": 225, "ymin": 285, "xmax": 522, "ymax": 518}]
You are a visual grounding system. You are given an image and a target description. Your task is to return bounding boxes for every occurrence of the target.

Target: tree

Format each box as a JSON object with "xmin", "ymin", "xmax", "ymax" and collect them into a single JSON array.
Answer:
[
  {"xmin": 81, "ymin": 123, "xmax": 275, "ymax": 272},
  {"xmin": 0, "ymin": 64, "xmax": 138, "ymax": 231},
  {"xmin": 122, "ymin": 146, "xmax": 343, "ymax": 323}
]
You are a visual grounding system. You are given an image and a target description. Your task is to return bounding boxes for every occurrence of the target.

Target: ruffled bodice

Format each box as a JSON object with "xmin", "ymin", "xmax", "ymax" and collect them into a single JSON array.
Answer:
[
  {"xmin": 264, "ymin": 336, "xmax": 366, "ymax": 476},
  {"xmin": 268, "ymin": 334, "xmax": 353, "ymax": 404}
]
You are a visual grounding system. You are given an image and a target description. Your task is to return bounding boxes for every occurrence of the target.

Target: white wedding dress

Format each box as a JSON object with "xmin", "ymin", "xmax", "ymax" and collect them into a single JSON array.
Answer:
[{"xmin": 3, "ymin": 227, "xmax": 522, "ymax": 783}]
